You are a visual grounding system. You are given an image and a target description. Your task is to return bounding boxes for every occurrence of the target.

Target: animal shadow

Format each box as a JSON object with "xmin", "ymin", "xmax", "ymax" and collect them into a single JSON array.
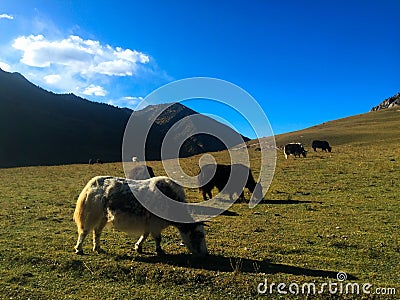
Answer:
[
  {"xmin": 188, "ymin": 203, "xmax": 239, "ymax": 217},
  {"xmin": 133, "ymin": 254, "xmax": 357, "ymax": 280},
  {"xmin": 259, "ymin": 199, "xmax": 323, "ymax": 205}
]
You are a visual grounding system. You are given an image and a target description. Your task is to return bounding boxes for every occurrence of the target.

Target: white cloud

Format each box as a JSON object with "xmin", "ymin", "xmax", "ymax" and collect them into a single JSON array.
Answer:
[
  {"xmin": 82, "ymin": 84, "xmax": 107, "ymax": 96},
  {"xmin": 0, "ymin": 61, "xmax": 11, "ymax": 71},
  {"xmin": 114, "ymin": 48, "xmax": 150, "ymax": 64},
  {"xmin": 90, "ymin": 59, "xmax": 133, "ymax": 76},
  {"xmin": 4, "ymin": 30, "xmax": 170, "ymax": 104},
  {"xmin": 123, "ymin": 96, "xmax": 143, "ymax": 106},
  {"xmin": 12, "ymin": 34, "xmax": 150, "ymax": 78},
  {"xmin": 124, "ymin": 96, "xmax": 143, "ymax": 101},
  {"xmin": 44, "ymin": 74, "xmax": 61, "ymax": 84},
  {"xmin": 0, "ymin": 14, "xmax": 13, "ymax": 20}
]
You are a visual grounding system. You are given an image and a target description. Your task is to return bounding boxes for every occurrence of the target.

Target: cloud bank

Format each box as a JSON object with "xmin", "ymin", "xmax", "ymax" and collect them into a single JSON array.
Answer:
[
  {"xmin": 12, "ymin": 35, "xmax": 150, "ymax": 77},
  {"xmin": 9, "ymin": 34, "xmax": 152, "ymax": 101}
]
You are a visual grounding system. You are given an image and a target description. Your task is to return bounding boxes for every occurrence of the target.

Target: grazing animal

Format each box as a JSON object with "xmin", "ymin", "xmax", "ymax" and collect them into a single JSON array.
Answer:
[
  {"xmin": 128, "ymin": 165, "xmax": 155, "ymax": 180},
  {"xmin": 284, "ymin": 143, "xmax": 307, "ymax": 159},
  {"xmin": 197, "ymin": 164, "xmax": 263, "ymax": 202},
  {"xmin": 312, "ymin": 140, "xmax": 332, "ymax": 152},
  {"xmin": 73, "ymin": 176, "xmax": 208, "ymax": 256}
]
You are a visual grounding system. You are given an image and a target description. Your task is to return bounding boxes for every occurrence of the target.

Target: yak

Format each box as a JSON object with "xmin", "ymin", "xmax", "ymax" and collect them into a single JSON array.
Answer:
[
  {"xmin": 197, "ymin": 163, "xmax": 263, "ymax": 202},
  {"xmin": 284, "ymin": 143, "xmax": 307, "ymax": 159},
  {"xmin": 312, "ymin": 140, "xmax": 332, "ymax": 152},
  {"xmin": 73, "ymin": 176, "xmax": 208, "ymax": 256}
]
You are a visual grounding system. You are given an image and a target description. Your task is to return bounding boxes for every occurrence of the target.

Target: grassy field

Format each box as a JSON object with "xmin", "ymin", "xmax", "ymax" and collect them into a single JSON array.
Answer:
[{"xmin": 0, "ymin": 109, "xmax": 399, "ymax": 299}]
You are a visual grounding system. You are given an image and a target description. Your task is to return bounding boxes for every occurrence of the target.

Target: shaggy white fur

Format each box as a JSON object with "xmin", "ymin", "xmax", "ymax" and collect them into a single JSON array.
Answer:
[{"xmin": 73, "ymin": 176, "xmax": 207, "ymax": 256}]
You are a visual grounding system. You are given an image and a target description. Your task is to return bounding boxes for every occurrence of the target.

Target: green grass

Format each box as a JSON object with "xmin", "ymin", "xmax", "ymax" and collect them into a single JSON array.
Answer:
[{"xmin": 0, "ymin": 109, "xmax": 399, "ymax": 299}]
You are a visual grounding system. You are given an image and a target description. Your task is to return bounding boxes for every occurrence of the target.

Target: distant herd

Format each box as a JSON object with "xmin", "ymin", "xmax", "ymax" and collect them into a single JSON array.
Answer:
[
  {"xmin": 284, "ymin": 140, "xmax": 332, "ymax": 159},
  {"xmin": 75, "ymin": 139, "xmax": 332, "ymax": 256}
]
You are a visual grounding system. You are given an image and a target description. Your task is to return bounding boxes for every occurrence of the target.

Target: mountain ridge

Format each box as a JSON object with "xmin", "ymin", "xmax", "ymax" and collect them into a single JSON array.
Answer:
[
  {"xmin": 0, "ymin": 69, "xmax": 246, "ymax": 167},
  {"xmin": 126, "ymin": 102, "xmax": 249, "ymax": 161}
]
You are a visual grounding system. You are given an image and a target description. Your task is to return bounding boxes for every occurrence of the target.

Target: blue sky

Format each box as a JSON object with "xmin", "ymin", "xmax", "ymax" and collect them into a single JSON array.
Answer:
[{"xmin": 0, "ymin": 1, "xmax": 399, "ymax": 137}]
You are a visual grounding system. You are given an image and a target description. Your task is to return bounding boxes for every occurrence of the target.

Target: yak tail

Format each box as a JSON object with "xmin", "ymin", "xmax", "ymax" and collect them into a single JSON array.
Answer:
[
  {"xmin": 73, "ymin": 177, "xmax": 107, "ymax": 233},
  {"xmin": 73, "ymin": 185, "xmax": 89, "ymax": 232}
]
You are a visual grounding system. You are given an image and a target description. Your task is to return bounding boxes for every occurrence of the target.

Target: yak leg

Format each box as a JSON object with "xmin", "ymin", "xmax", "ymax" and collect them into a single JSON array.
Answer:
[
  {"xmin": 92, "ymin": 217, "xmax": 107, "ymax": 253},
  {"xmin": 152, "ymin": 232, "xmax": 165, "ymax": 256},
  {"xmin": 238, "ymin": 191, "xmax": 245, "ymax": 202},
  {"xmin": 202, "ymin": 190, "xmax": 213, "ymax": 200},
  {"xmin": 74, "ymin": 230, "xmax": 89, "ymax": 255},
  {"xmin": 134, "ymin": 232, "xmax": 149, "ymax": 254}
]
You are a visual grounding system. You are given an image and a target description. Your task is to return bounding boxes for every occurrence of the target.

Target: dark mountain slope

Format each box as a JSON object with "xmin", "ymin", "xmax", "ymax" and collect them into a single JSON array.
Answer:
[
  {"xmin": 126, "ymin": 103, "xmax": 249, "ymax": 160},
  {"xmin": 0, "ymin": 69, "xmax": 130, "ymax": 167},
  {"xmin": 0, "ymin": 69, "xmax": 247, "ymax": 167}
]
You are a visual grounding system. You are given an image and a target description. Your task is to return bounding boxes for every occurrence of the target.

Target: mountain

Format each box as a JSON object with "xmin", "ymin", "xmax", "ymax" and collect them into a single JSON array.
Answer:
[
  {"xmin": 0, "ymin": 69, "xmax": 247, "ymax": 168},
  {"xmin": 126, "ymin": 103, "xmax": 249, "ymax": 161},
  {"xmin": 371, "ymin": 92, "xmax": 400, "ymax": 111},
  {"xmin": 0, "ymin": 69, "xmax": 131, "ymax": 168}
]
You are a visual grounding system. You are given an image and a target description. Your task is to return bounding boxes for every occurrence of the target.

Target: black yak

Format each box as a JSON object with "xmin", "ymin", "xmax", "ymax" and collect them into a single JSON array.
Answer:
[{"xmin": 197, "ymin": 164, "xmax": 263, "ymax": 202}]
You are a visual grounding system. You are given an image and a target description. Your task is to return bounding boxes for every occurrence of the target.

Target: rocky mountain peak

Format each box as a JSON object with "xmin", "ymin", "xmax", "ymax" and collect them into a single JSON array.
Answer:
[{"xmin": 371, "ymin": 92, "xmax": 400, "ymax": 111}]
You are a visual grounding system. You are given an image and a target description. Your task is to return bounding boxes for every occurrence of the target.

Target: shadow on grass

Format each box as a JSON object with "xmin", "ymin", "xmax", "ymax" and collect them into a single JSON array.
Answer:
[
  {"xmin": 188, "ymin": 204, "xmax": 239, "ymax": 217},
  {"xmin": 194, "ymin": 198, "xmax": 322, "ymax": 206},
  {"xmin": 131, "ymin": 253, "xmax": 357, "ymax": 280},
  {"xmin": 258, "ymin": 199, "xmax": 323, "ymax": 205},
  {"xmin": 220, "ymin": 210, "xmax": 239, "ymax": 216},
  {"xmin": 188, "ymin": 199, "xmax": 323, "ymax": 217},
  {"xmin": 133, "ymin": 254, "xmax": 357, "ymax": 280}
]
